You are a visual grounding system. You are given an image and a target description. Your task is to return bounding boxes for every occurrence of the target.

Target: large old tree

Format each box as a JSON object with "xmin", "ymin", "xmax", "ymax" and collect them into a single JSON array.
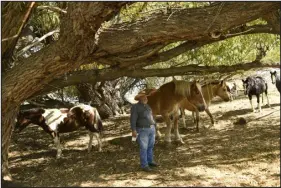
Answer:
[{"xmin": 1, "ymin": 2, "xmax": 280, "ymax": 180}]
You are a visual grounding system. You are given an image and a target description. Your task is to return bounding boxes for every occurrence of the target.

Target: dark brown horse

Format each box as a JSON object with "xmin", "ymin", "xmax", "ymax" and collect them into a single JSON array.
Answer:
[
  {"xmin": 15, "ymin": 104, "xmax": 103, "ymax": 158},
  {"xmin": 144, "ymin": 80, "xmax": 207, "ymax": 144}
]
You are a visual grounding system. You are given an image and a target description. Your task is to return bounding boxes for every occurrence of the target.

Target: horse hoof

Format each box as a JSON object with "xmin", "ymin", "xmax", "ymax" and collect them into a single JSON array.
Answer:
[
  {"xmin": 176, "ymin": 139, "xmax": 185, "ymax": 145},
  {"xmin": 164, "ymin": 140, "xmax": 172, "ymax": 147}
]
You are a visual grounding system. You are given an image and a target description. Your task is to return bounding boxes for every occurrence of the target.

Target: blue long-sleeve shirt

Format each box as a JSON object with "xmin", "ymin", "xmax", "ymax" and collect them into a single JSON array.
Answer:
[{"xmin": 130, "ymin": 102, "xmax": 156, "ymax": 131}]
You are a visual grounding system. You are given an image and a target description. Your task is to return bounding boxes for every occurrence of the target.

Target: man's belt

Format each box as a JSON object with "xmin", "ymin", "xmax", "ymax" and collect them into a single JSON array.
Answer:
[{"xmin": 136, "ymin": 124, "xmax": 154, "ymax": 128}]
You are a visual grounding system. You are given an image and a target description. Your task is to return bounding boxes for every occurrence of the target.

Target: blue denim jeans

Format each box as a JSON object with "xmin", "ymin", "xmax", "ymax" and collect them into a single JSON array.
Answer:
[{"xmin": 136, "ymin": 125, "xmax": 156, "ymax": 168}]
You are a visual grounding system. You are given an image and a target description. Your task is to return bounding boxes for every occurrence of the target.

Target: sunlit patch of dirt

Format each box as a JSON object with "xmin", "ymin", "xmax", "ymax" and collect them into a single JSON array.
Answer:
[{"xmin": 9, "ymin": 80, "xmax": 280, "ymax": 187}]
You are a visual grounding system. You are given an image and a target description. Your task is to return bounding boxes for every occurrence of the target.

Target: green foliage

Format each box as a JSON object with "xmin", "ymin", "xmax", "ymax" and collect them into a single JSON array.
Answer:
[
  {"xmin": 116, "ymin": 2, "xmax": 211, "ymax": 24},
  {"xmin": 148, "ymin": 33, "xmax": 279, "ymax": 70},
  {"xmin": 30, "ymin": 2, "xmax": 61, "ymax": 36},
  {"xmin": 63, "ymin": 86, "xmax": 79, "ymax": 100},
  {"xmin": 144, "ymin": 32, "xmax": 279, "ymax": 86}
]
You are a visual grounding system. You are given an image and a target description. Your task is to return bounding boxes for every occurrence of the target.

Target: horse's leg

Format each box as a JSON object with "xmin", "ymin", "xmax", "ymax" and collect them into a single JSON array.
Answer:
[
  {"xmin": 88, "ymin": 131, "xmax": 94, "ymax": 153},
  {"xmin": 180, "ymin": 108, "xmax": 187, "ymax": 129},
  {"xmin": 248, "ymin": 95, "xmax": 255, "ymax": 112},
  {"xmin": 257, "ymin": 94, "xmax": 261, "ymax": 113},
  {"xmin": 192, "ymin": 111, "xmax": 196, "ymax": 124},
  {"xmin": 54, "ymin": 132, "xmax": 62, "ymax": 159},
  {"xmin": 162, "ymin": 114, "xmax": 172, "ymax": 144},
  {"xmin": 265, "ymin": 90, "xmax": 271, "ymax": 107},
  {"xmin": 173, "ymin": 111, "xmax": 184, "ymax": 144},
  {"xmin": 205, "ymin": 108, "xmax": 214, "ymax": 126},
  {"xmin": 153, "ymin": 115, "xmax": 162, "ymax": 139},
  {"xmin": 195, "ymin": 111, "xmax": 200, "ymax": 132},
  {"xmin": 94, "ymin": 132, "xmax": 102, "ymax": 152}
]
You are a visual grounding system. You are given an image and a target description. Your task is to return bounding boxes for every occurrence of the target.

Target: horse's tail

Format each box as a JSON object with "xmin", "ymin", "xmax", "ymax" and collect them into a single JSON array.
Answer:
[{"xmin": 95, "ymin": 108, "xmax": 103, "ymax": 134}]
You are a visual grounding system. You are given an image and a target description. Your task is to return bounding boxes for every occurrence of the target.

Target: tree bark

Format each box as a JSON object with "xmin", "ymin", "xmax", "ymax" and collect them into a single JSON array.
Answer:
[
  {"xmin": 93, "ymin": 2, "xmax": 279, "ymax": 58},
  {"xmin": 1, "ymin": 2, "xmax": 128, "ymax": 180},
  {"xmin": 34, "ymin": 60, "xmax": 280, "ymax": 96},
  {"xmin": 1, "ymin": 2, "xmax": 35, "ymax": 73},
  {"xmin": 76, "ymin": 81, "xmax": 124, "ymax": 119},
  {"xmin": 76, "ymin": 83, "xmax": 113, "ymax": 119}
]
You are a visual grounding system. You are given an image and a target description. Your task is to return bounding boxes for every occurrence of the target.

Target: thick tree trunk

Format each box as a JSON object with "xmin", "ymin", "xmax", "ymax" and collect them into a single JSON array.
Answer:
[
  {"xmin": 2, "ymin": 2, "xmax": 35, "ymax": 73},
  {"xmin": 1, "ymin": 104, "xmax": 19, "ymax": 181},
  {"xmin": 76, "ymin": 83, "xmax": 113, "ymax": 119},
  {"xmin": 1, "ymin": 2, "xmax": 128, "ymax": 180},
  {"xmin": 76, "ymin": 81, "xmax": 124, "ymax": 119}
]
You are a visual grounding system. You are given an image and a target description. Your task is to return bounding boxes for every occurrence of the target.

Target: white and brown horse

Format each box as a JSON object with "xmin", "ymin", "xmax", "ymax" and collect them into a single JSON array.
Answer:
[
  {"xmin": 179, "ymin": 80, "xmax": 232, "ymax": 131},
  {"xmin": 15, "ymin": 104, "xmax": 103, "ymax": 158},
  {"xmin": 144, "ymin": 80, "xmax": 207, "ymax": 144},
  {"xmin": 270, "ymin": 70, "xmax": 280, "ymax": 93}
]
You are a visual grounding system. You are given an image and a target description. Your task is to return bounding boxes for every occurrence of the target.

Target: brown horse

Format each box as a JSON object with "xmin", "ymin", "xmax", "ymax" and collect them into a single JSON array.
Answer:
[
  {"xmin": 179, "ymin": 80, "xmax": 232, "ymax": 131},
  {"xmin": 15, "ymin": 104, "xmax": 103, "ymax": 158},
  {"xmin": 144, "ymin": 80, "xmax": 207, "ymax": 144}
]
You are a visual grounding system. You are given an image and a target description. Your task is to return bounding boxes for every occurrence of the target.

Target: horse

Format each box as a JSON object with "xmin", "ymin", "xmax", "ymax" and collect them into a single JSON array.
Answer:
[
  {"xmin": 226, "ymin": 82, "xmax": 238, "ymax": 100},
  {"xmin": 270, "ymin": 70, "xmax": 280, "ymax": 93},
  {"xmin": 15, "ymin": 104, "xmax": 103, "ymax": 158},
  {"xmin": 179, "ymin": 80, "xmax": 232, "ymax": 131},
  {"xmin": 242, "ymin": 76, "xmax": 270, "ymax": 112},
  {"xmin": 144, "ymin": 80, "xmax": 207, "ymax": 144}
]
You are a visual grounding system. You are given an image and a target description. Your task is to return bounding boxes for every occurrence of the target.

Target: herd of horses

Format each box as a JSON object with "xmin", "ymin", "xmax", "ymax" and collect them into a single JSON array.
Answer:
[{"xmin": 14, "ymin": 71, "xmax": 279, "ymax": 158}]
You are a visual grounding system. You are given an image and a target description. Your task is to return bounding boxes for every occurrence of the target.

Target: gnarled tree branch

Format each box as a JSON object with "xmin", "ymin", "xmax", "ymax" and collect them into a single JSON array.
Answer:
[
  {"xmin": 94, "ymin": 2, "xmax": 279, "ymax": 56},
  {"xmin": 32, "ymin": 61, "xmax": 280, "ymax": 98}
]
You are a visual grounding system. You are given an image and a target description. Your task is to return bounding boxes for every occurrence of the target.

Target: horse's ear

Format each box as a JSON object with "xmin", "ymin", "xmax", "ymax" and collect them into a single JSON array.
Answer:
[
  {"xmin": 220, "ymin": 80, "xmax": 225, "ymax": 86},
  {"xmin": 242, "ymin": 79, "xmax": 245, "ymax": 83},
  {"xmin": 274, "ymin": 70, "xmax": 277, "ymax": 74}
]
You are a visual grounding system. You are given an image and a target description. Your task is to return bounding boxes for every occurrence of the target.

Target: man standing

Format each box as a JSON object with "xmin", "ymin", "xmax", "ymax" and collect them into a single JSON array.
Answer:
[{"xmin": 130, "ymin": 90, "xmax": 158, "ymax": 172}]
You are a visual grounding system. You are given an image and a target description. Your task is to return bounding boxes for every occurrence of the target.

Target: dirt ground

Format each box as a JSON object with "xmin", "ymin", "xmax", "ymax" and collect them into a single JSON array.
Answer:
[{"xmin": 9, "ymin": 79, "xmax": 280, "ymax": 187}]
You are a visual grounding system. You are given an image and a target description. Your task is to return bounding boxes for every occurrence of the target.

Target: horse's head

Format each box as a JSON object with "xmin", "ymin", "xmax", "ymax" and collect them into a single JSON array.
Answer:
[
  {"xmin": 242, "ymin": 77, "xmax": 254, "ymax": 95},
  {"xmin": 216, "ymin": 80, "xmax": 232, "ymax": 102},
  {"xmin": 270, "ymin": 71, "xmax": 277, "ymax": 84},
  {"xmin": 15, "ymin": 108, "xmax": 46, "ymax": 133},
  {"xmin": 187, "ymin": 80, "xmax": 207, "ymax": 112}
]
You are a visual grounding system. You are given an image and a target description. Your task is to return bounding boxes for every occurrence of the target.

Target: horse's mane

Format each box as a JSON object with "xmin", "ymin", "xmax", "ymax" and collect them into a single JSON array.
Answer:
[
  {"xmin": 20, "ymin": 108, "xmax": 45, "ymax": 115},
  {"xmin": 201, "ymin": 80, "xmax": 222, "ymax": 87},
  {"xmin": 172, "ymin": 80, "xmax": 192, "ymax": 96}
]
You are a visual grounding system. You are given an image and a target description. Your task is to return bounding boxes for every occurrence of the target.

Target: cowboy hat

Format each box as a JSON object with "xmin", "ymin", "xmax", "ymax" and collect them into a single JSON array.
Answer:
[{"xmin": 134, "ymin": 88, "xmax": 157, "ymax": 101}]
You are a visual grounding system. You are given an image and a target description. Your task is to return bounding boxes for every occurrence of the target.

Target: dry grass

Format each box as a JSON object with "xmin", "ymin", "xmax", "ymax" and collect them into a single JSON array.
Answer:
[{"xmin": 9, "ymin": 84, "xmax": 280, "ymax": 187}]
